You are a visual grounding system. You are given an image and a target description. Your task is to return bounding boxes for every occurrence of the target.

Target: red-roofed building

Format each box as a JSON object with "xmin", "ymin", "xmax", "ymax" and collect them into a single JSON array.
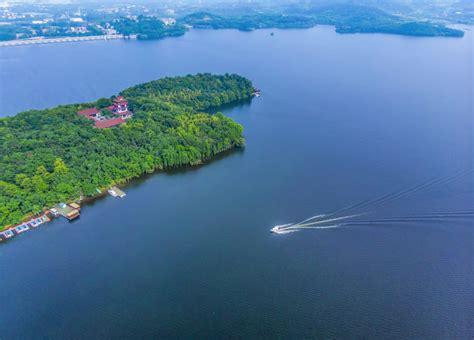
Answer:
[
  {"xmin": 77, "ymin": 108, "xmax": 100, "ymax": 119},
  {"xmin": 107, "ymin": 96, "xmax": 133, "ymax": 119},
  {"xmin": 115, "ymin": 96, "xmax": 126, "ymax": 103},
  {"xmin": 112, "ymin": 96, "xmax": 128, "ymax": 113},
  {"xmin": 94, "ymin": 118, "xmax": 125, "ymax": 129},
  {"xmin": 78, "ymin": 96, "xmax": 133, "ymax": 129},
  {"xmin": 114, "ymin": 110, "xmax": 133, "ymax": 119}
]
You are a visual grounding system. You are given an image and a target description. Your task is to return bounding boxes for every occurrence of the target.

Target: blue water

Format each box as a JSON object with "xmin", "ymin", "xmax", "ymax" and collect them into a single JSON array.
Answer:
[{"xmin": 0, "ymin": 27, "xmax": 473, "ymax": 338}]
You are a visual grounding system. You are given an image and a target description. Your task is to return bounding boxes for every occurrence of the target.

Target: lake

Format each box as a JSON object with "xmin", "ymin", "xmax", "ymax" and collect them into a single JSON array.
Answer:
[{"xmin": 0, "ymin": 27, "xmax": 472, "ymax": 338}]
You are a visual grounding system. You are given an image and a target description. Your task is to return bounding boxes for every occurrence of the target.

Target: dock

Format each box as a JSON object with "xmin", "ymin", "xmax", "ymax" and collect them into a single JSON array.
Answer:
[
  {"xmin": 2, "ymin": 230, "xmax": 15, "ymax": 239},
  {"xmin": 69, "ymin": 203, "xmax": 81, "ymax": 211},
  {"xmin": 29, "ymin": 216, "xmax": 48, "ymax": 227},
  {"xmin": 108, "ymin": 186, "xmax": 126, "ymax": 198},
  {"xmin": 14, "ymin": 224, "xmax": 30, "ymax": 234},
  {"xmin": 54, "ymin": 203, "xmax": 80, "ymax": 220},
  {"xmin": 0, "ymin": 214, "xmax": 52, "ymax": 241}
]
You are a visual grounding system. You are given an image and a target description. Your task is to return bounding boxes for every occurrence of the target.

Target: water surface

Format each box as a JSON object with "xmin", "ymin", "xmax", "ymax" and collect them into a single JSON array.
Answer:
[{"xmin": 0, "ymin": 27, "xmax": 472, "ymax": 338}]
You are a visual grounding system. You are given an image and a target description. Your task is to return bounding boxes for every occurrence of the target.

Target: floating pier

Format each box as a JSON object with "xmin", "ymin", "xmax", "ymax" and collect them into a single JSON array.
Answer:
[
  {"xmin": 0, "ymin": 204, "xmax": 70, "ymax": 243},
  {"xmin": 69, "ymin": 203, "xmax": 81, "ymax": 211},
  {"xmin": 54, "ymin": 203, "xmax": 80, "ymax": 220},
  {"xmin": 108, "ymin": 186, "xmax": 126, "ymax": 198},
  {"xmin": 2, "ymin": 230, "xmax": 15, "ymax": 239},
  {"xmin": 0, "ymin": 214, "xmax": 52, "ymax": 241},
  {"xmin": 14, "ymin": 224, "xmax": 30, "ymax": 234}
]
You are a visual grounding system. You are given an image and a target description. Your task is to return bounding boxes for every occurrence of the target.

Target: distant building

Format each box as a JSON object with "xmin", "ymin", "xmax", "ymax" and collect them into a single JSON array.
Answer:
[
  {"xmin": 112, "ymin": 96, "xmax": 128, "ymax": 112},
  {"xmin": 106, "ymin": 96, "xmax": 133, "ymax": 119},
  {"xmin": 69, "ymin": 26, "xmax": 88, "ymax": 33},
  {"xmin": 106, "ymin": 28, "xmax": 118, "ymax": 35},
  {"xmin": 77, "ymin": 107, "xmax": 100, "ymax": 119},
  {"xmin": 161, "ymin": 17, "xmax": 176, "ymax": 26},
  {"xmin": 77, "ymin": 96, "xmax": 132, "ymax": 128},
  {"xmin": 94, "ymin": 117, "xmax": 125, "ymax": 129},
  {"xmin": 70, "ymin": 17, "xmax": 83, "ymax": 23}
]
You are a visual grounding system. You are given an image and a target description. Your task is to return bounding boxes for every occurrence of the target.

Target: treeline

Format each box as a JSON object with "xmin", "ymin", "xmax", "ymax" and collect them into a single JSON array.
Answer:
[
  {"xmin": 113, "ymin": 16, "xmax": 186, "ymax": 40},
  {"xmin": 306, "ymin": 4, "xmax": 464, "ymax": 37},
  {"xmin": 0, "ymin": 24, "xmax": 31, "ymax": 41},
  {"xmin": 181, "ymin": 4, "xmax": 464, "ymax": 37},
  {"xmin": 181, "ymin": 12, "xmax": 315, "ymax": 32},
  {"xmin": 0, "ymin": 74, "xmax": 254, "ymax": 228},
  {"xmin": 121, "ymin": 73, "xmax": 255, "ymax": 110}
]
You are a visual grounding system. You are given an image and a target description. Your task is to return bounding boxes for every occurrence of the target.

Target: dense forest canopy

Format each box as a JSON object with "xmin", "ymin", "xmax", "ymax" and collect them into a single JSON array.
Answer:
[
  {"xmin": 112, "ymin": 16, "xmax": 186, "ymax": 40},
  {"xmin": 0, "ymin": 74, "xmax": 254, "ymax": 229}
]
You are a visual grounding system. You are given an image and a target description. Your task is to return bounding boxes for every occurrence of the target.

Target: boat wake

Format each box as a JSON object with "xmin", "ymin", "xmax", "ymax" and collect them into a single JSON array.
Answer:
[{"xmin": 270, "ymin": 169, "xmax": 473, "ymax": 235}]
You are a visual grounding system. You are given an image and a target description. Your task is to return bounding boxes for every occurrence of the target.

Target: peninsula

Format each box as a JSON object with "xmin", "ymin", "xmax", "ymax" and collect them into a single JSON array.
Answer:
[{"xmin": 0, "ymin": 74, "xmax": 255, "ymax": 229}]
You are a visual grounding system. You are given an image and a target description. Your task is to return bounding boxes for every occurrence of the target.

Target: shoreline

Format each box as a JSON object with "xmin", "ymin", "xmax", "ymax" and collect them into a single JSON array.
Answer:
[
  {"xmin": 1, "ymin": 23, "xmax": 469, "ymax": 49},
  {"xmin": 0, "ymin": 144, "xmax": 243, "ymax": 242},
  {"xmin": 0, "ymin": 73, "xmax": 256, "ymax": 242}
]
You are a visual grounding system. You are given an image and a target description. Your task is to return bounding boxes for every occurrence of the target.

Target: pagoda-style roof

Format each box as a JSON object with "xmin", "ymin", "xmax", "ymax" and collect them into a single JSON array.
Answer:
[
  {"xmin": 114, "ymin": 96, "xmax": 127, "ymax": 104},
  {"xmin": 94, "ymin": 118, "xmax": 125, "ymax": 129},
  {"xmin": 77, "ymin": 108, "xmax": 100, "ymax": 117}
]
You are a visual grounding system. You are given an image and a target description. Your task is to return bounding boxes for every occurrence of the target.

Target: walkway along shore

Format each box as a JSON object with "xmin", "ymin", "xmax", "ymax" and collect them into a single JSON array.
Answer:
[
  {"xmin": 0, "ymin": 187, "xmax": 126, "ymax": 243},
  {"xmin": 0, "ymin": 34, "xmax": 135, "ymax": 47}
]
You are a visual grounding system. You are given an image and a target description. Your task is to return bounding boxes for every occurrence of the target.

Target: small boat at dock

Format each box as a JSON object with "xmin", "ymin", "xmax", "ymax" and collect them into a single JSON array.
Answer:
[
  {"xmin": 14, "ymin": 224, "xmax": 29, "ymax": 234},
  {"xmin": 0, "ymin": 214, "xmax": 53, "ymax": 242},
  {"xmin": 108, "ymin": 186, "xmax": 126, "ymax": 198},
  {"xmin": 29, "ymin": 218, "xmax": 42, "ymax": 227},
  {"xmin": 2, "ymin": 230, "xmax": 14, "ymax": 239}
]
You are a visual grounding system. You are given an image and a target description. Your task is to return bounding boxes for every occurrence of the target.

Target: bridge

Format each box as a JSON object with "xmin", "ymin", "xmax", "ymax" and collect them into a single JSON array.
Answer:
[{"xmin": 0, "ymin": 34, "xmax": 134, "ymax": 47}]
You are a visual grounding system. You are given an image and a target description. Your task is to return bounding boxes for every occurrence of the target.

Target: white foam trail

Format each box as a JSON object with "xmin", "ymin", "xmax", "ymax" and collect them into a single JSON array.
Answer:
[
  {"xmin": 296, "ymin": 214, "xmax": 326, "ymax": 224},
  {"xmin": 320, "ymin": 170, "xmax": 472, "ymax": 219},
  {"xmin": 293, "ymin": 224, "xmax": 341, "ymax": 230},
  {"xmin": 291, "ymin": 213, "xmax": 366, "ymax": 228}
]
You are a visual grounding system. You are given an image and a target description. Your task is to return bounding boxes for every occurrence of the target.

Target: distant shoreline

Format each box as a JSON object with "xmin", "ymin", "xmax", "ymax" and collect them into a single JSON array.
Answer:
[{"xmin": 1, "ymin": 23, "xmax": 469, "ymax": 48}]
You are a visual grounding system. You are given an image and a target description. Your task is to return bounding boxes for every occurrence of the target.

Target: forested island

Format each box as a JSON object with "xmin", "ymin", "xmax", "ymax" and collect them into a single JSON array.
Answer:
[{"xmin": 0, "ymin": 74, "xmax": 254, "ymax": 229}]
